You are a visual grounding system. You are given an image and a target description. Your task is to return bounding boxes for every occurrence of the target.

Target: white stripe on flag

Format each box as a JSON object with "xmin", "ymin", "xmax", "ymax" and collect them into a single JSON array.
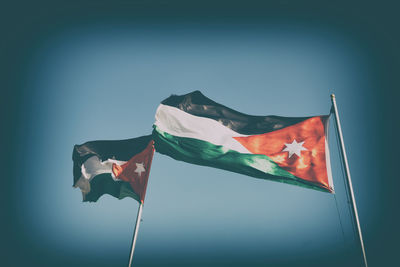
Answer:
[
  {"xmin": 74, "ymin": 156, "xmax": 128, "ymax": 196},
  {"xmin": 81, "ymin": 156, "xmax": 127, "ymax": 181},
  {"xmin": 154, "ymin": 104, "xmax": 250, "ymax": 153}
]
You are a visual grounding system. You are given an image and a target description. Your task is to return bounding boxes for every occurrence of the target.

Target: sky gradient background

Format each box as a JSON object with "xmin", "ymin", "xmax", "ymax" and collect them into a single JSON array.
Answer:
[{"xmin": 1, "ymin": 1, "xmax": 399, "ymax": 266}]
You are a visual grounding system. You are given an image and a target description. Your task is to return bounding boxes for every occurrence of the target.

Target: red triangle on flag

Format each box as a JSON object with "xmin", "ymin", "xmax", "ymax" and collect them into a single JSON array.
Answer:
[
  {"xmin": 234, "ymin": 116, "xmax": 331, "ymax": 191},
  {"xmin": 112, "ymin": 140, "xmax": 155, "ymax": 203}
]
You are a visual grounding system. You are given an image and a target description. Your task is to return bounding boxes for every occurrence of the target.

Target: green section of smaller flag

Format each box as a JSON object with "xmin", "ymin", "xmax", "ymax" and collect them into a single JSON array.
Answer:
[{"xmin": 83, "ymin": 174, "xmax": 140, "ymax": 202}]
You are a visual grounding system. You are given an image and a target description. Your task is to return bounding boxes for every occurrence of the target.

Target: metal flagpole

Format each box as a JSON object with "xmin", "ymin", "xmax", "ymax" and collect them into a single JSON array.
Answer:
[
  {"xmin": 330, "ymin": 94, "xmax": 368, "ymax": 267},
  {"xmin": 128, "ymin": 202, "xmax": 144, "ymax": 267}
]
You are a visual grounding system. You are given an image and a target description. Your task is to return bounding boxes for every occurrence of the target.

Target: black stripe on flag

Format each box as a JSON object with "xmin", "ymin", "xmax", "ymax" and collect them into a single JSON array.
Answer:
[{"xmin": 161, "ymin": 91, "xmax": 312, "ymax": 135}]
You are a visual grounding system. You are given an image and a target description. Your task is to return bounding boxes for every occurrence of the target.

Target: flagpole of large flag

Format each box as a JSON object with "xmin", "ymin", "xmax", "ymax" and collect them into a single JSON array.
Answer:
[
  {"xmin": 331, "ymin": 94, "xmax": 368, "ymax": 267},
  {"xmin": 128, "ymin": 202, "xmax": 144, "ymax": 267}
]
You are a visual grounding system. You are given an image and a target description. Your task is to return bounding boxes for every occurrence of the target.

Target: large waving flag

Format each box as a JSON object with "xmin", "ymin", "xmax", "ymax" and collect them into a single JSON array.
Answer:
[
  {"xmin": 153, "ymin": 91, "xmax": 333, "ymax": 193},
  {"xmin": 73, "ymin": 135, "xmax": 155, "ymax": 203}
]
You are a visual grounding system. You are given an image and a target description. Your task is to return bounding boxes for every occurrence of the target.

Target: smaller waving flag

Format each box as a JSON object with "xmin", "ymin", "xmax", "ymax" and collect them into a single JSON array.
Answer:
[
  {"xmin": 153, "ymin": 91, "xmax": 333, "ymax": 193},
  {"xmin": 73, "ymin": 135, "xmax": 154, "ymax": 203}
]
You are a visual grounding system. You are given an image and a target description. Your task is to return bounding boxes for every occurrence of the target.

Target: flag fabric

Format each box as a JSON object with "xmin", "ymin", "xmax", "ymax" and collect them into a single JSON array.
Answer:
[
  {"xmin": 73, "ymin": 135, "xmax": 155, "ymax": 203},
  {"xmin": 153, "ymin": 91, "xmax": 333, "ymax": 193}
]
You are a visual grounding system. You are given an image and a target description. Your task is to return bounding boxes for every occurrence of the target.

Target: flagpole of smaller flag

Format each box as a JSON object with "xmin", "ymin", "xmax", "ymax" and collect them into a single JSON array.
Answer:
[
  {"xmin": 331, "ymin": 94, "xmax": 368, "ymax": 267},
  {"xmin": 128, "ymin": 202, "xmax": 144, "ymax": 267}
]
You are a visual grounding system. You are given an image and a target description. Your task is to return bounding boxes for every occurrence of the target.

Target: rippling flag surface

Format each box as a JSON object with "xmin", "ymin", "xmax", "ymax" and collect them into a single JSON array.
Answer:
[
  {"xmin": 73, "ymin": 135, "xmax": 155, "ymax": 202},
  {"xmin": 153, "ymin": 91, "xmax": 333, "ymax": 193}
]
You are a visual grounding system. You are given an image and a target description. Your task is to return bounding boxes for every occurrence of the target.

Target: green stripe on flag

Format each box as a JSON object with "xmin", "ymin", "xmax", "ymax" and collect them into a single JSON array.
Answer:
[
  {"xmin": 153, "ymin": 126, "xmax": 330, "ymax": 193},
  {"xmin": 83, "ymin": 174, "xmax": 140, "ymax": 202}
]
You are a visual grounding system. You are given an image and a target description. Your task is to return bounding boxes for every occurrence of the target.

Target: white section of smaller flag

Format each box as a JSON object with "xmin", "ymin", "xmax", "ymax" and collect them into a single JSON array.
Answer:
[
  {"xmin": 74, "ymin": 156, "xmax": 128, "ymax": 197},
  {"xmin": 81, "ymin": 156, "xmax": 127, "ymax": 181}
]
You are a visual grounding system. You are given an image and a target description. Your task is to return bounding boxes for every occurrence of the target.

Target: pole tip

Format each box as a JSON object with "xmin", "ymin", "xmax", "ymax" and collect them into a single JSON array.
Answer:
[{"xmin": 330, "ymin": 94, "xmax": 335, "ymax": 99}]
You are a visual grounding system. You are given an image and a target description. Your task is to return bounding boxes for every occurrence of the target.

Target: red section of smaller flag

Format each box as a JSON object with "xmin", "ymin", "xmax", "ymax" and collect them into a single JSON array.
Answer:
[
  {"xmin": 234, "ymin": 116, "xmax": 331, "ymax": 191},
  {"xmin": 112, "ymin": 140, "xmax": 155, "ymax": 203}
]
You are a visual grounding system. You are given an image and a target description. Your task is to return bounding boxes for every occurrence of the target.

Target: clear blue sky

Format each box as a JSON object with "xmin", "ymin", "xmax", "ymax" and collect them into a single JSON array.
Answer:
[{"xmin": 11, "ymin": 20, "xmax": 383, "ymax": 266}]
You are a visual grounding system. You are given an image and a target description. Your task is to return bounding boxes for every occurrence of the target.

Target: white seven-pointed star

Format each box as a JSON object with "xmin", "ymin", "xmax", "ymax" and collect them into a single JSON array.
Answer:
[
  {"xmin": 282, "ymin": 139, "xmax": 307, "ymax": 158},
  {"xmin": 134, "ymin": 162, "xmax": 146, "ymax": 176}
]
